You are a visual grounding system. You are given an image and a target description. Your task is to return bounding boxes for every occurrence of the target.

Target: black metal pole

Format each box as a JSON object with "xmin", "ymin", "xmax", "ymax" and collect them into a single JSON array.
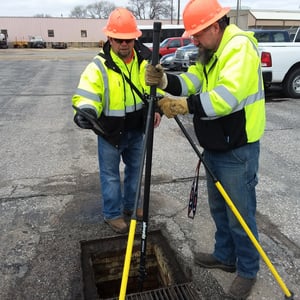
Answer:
[
  {"xmin": 138, "ymin": 21, "xmax": 161, "ymax": 291},
  {"xmin": 174, "ymin": 116, "xmax": 218, "ymax": 182},
  {"xmin": 119, "ymin": 23, "xmax": 162, "ymax": 298}
]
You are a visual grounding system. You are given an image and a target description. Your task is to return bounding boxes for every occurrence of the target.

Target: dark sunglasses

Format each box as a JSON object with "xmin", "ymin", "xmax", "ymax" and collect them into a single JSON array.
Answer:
[{"xmin": 112, "ymin": 38, "xmax": 134, "ymax": 44}]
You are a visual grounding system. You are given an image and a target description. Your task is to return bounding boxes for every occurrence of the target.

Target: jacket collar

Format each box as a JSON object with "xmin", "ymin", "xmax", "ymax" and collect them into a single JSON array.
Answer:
[{"xmin": 101, "ymin": 39, "xmax": 152, "ymax": 69}]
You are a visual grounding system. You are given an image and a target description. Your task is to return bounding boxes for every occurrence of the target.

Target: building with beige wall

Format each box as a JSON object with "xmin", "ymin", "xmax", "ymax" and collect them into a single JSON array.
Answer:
[
  {"xmin": 229, "ymin": 9, "xmax": 300, "ymax": 34},
  {"xmin": 1, "ymin": 9, "xmax": 300, "ymax": 48},
  {"xmin": 0, "ymin": 17, "xmax": 186, "ymax": 48}
]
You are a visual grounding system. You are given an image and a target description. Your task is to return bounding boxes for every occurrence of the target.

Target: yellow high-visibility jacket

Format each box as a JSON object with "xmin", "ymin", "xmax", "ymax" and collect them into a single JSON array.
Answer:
[
  {"xmin": 72, "ymin": 40, "xmax": 160, "ymax": 147},
  {"xmin": 166, "ymin": 24, "xmax": 266, "ymax": 151}
]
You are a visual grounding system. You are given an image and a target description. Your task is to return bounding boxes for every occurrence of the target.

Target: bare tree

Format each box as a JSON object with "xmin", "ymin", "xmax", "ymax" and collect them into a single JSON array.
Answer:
[
  {"xmin": 69, "ymin": 6, "xmax": 88, "ymax": 18},
  {"xmin": 128, "ymin": 0, "xmax": 147, "ymax": 19},
  {"xmin": 101, "ymin": 2, "xmax": 117, "ymax": 18},
  {"xmin": 34, "ymin": 14, "xmax": 52, "ymax": 18},
  {"xmin": 69, "ymin": 0, "xmax": 171, "ymax": 19},
  {"xmin": 149, "ymin": 0, "xmax": 171, "ymax": 19},
  {"xmin": 86, "ymin": 1, "xmax": 116, "ymax": 18},
  {"xmin": 128, "ymin": 0, "xmax": 171, "ymax": 19}
]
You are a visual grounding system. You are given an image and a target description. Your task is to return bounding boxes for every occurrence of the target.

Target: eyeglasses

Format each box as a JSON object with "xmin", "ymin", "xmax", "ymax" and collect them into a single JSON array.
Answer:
[
  {"xmin": 191, "ymin": 25, "xmax": 213, "ymax": 40},
  {"xmin": 112, "ymin": 38, "xmax": 135, "ymax": 44}
]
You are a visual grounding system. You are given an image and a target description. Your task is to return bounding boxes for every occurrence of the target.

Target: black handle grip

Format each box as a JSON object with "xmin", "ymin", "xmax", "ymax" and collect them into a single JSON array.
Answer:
[
  {"xmin": 150, "ymin": 22, "xmax": 162, "ymax": 96},
  {"xmin": 151, "ymin": 22, "xmax": 161, "ymax": 66}
]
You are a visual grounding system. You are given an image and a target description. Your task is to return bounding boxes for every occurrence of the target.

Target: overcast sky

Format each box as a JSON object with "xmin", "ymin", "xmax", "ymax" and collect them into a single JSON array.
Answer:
[{"xmin": 0, "ymin": 0, "xmax": 299, "ymax": 18}]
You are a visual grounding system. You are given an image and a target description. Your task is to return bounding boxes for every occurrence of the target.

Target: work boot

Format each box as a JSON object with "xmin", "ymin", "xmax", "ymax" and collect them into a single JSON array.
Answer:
[
  {"xmin": 194, "ymin": 252, "xmax": 236, "ymax": 273},
  {"xmin": 105, "ymin": 217, "xmax": 128, "ymax": 234},
  {"xmin": 228, "ymin": 275, "xmax": 256, "ymax": 299},
  {"xmin": 136, "ymin": 208, "xmax": 143, "ymax": 220},
  {"xmin": 123, "ymin": 208, "xmax": 143, "ymax": 221}
]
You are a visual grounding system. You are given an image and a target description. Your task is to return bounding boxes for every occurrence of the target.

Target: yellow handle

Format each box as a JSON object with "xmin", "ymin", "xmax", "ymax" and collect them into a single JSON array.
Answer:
[
  {"xmin": 215, "ymin": 181, "xmax": 292, "ymax": 298},
  {"xmin": 119, "ymin": 219, "xmax": 137, "ymax": 300}
]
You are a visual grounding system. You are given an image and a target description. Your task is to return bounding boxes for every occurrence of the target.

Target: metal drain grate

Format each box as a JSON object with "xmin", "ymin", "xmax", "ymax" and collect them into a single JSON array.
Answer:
[
  {"xmin": 107, "ymin": 283, "xmax": 199, "ymax": 300},
  {"xmin": 81, "ymin": 230, "xmax": 197, "ymax": 299}
]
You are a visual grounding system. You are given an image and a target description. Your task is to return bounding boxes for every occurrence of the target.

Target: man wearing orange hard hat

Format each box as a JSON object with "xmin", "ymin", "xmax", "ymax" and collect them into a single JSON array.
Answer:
[
  {"xmin": 72, "ymin": 8, "xmax": 162, "ymax": 234},
  {"xmin": 145, "ymin": 0, "xmax": 266, "ymax": 298}
]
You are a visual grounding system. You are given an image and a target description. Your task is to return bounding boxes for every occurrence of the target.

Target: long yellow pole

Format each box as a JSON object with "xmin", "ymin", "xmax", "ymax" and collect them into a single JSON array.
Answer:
[
  {"xmin": 119, "ymin": 219, "xmax": 137, "ymax": 300},
  {"xmin": 215, "ymin": 181, "xmax": 292, "ymax": 298}
]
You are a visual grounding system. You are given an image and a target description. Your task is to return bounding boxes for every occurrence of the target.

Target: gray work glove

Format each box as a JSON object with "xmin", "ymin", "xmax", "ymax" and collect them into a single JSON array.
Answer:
[{"xmin": 74, "ymin": 108, "xmax": 96, "ymax": 129}]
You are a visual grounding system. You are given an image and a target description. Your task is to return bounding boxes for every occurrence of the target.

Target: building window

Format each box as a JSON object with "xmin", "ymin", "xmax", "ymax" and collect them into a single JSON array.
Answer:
[
  {"xmin": 81, "ymin": 30, "xmax": 87, "ymax": 38},
  {"xmin": 48, "ymin": 30, "xmax": 54, "ymax": 37}
]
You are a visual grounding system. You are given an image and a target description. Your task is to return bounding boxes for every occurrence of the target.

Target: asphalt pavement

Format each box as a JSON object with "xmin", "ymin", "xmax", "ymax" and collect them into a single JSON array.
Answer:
[{"xmin": 0, "ymin": 48, "xmax": 299, "ymax": 300}]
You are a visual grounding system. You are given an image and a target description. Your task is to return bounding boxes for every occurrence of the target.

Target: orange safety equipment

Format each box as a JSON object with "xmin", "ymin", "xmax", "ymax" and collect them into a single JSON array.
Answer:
[
  {"xmin": 103, "ymin": 8, "xmax": 142, "ymax": 39},
  {"xmin": 183, "ymin": 0, "xmax": 230, "ymax": 37}
]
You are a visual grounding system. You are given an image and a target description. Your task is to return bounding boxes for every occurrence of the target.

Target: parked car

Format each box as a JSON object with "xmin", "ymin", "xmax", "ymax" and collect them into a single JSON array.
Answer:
[
  {"xmin": 251, "ymin": 29, "xmax": 291, "ymax": 43},
  {"xmin": 28, "ymin": 36, "xmax": 46, "ymax": 48},
  {"xmin": 0, "ymin": 33, "xmax": 8, "ymax": 49},
  {"xmin": 189, "ymin": 51, "xmax": 199, "ymax": 66},
  {"xmin": 155, "ymin": 37, "xmax": 192, "ymax": 58},
  {"xmin": 289, "ymin": 27, "xmax": 300, "ymax": 42},
  {"xmin": 173, "ymin": 43, "xmax": 198, "ymax": 71},
  {"xmin": 258, "ymin": 42, "xmax": 300, "ymax": 98},
  {"xmin": 160, "ymin": 53, "xmax": 176, "ymax": 70},
  {"xmin": 52, "ymin": 42, "xmax": 68, "ymax": 49}
]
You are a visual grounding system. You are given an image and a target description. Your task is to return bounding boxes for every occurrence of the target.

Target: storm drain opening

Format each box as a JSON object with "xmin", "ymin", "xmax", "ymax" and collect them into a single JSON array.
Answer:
[{"xmin": 80, "ymin": 229, "xmax": 198, "ymax": 299}]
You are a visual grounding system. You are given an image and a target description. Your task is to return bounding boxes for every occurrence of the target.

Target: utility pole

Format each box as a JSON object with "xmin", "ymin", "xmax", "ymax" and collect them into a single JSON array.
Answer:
[
  {"xmin": 177, "ymin": 0, "xmax": 180, "ymax": 24},
  {"xmin": 236, "ymin": 0, "xmax": 241, "ymax": 26},
  {"xmin": 171, "ymin": 0, "xmax": 173, "ymax": 24}
]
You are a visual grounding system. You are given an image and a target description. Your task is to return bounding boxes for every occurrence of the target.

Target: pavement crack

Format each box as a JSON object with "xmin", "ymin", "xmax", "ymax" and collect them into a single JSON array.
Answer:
[
  {"xmin": 257, "ymin": 211, "xmax": 300, "ymax": 258},
  {"xmin": 151, "ymin": 175, "xmax": 206, "ymax": 185},
  {"xmin": 265, "ymin": 127, "xmax": 294, "ymax": 131},
  {"xmin": 0, "ymin": 193, "xmax": 66, "ymax": 204}
]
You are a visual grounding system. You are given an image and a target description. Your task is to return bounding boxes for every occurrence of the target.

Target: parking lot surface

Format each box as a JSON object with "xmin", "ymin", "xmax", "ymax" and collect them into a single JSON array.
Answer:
[{"xmin": 0, "ymin": 48, "xmax": 299, "ymax": 299}]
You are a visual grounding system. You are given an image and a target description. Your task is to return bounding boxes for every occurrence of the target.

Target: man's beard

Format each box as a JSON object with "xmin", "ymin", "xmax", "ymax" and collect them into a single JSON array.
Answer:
[
  {"xmin": 197, "ymin": 47, "xmax": 213, "ymax": 65},
  {"xmin": 117, "ymin": 48, "xmax": 131, "ymax": 59}
]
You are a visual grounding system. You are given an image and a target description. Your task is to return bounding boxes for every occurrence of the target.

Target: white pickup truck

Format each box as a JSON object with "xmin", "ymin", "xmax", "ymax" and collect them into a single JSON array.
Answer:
[{"xmin": 259, "ymin": 42, "xmax": 300, "ymax": 98}]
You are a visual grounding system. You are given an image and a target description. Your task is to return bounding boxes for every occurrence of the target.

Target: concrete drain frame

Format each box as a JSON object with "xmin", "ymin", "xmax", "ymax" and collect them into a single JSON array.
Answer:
[{"xmin": 80, "ymin": 229, "xmax": 198, "ymax": 299}]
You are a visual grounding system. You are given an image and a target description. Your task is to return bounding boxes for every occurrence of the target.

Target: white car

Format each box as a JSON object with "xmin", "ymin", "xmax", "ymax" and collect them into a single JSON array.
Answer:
[
  {"xmin": 160, "ymin": 53, "xmax": 177, "ymax": 70},
  {"xmin": 173, "ymin": 43, "xmax": 198, "ymax": 71}
]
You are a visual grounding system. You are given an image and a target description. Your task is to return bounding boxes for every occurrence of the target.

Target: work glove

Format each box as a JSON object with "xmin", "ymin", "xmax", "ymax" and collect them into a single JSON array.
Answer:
[
  {"xmin": 158, "ymin": 96, "xmax": 189, "ymax": 118},
  {"xmin": 74, "ymin": 108, "xmax": 96, "ymax": 129},
  {"xmin": 145, "ymin": 64, "xmax": 168, "ymax": 89}
]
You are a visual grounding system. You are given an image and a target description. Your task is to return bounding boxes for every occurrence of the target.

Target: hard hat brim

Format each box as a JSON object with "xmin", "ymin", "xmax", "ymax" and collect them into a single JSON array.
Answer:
[{"xmin": 103, "ymin": 28, "xmax": 142, "ymax": 40}]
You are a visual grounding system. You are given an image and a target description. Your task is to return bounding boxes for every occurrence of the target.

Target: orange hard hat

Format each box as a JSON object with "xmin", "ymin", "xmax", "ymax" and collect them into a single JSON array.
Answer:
[
  {"xmin": 183, "ymin": 0, "xmax": 230, "ymax": 37},
  {"xmin": 103, "ymin": 8, "xmax": 142, "ymax": 39}
]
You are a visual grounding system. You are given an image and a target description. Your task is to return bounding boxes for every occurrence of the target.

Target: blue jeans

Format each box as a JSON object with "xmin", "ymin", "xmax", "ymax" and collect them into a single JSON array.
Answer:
[
  {"xmin": 203, "ymin": 142, "xmax": 260, "ymax": 278},
  {"xmin": 97, "ymin": 129, "xmax": 143, "ymax": 220}
]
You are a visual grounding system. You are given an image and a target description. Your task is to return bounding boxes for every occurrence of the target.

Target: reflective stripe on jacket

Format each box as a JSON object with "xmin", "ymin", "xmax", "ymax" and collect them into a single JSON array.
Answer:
[
  {"xmin": 72, "ymin": 44, "xmax": 152, "ymax": 147},
  {"xmin": 170, "ymin": 24, "xmax": 266, "ymax": 151}
]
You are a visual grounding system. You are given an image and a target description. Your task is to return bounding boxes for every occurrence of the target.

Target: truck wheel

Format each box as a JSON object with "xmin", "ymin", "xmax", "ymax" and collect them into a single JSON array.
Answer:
[{"xmin": 283, "ymin": 68, "xmax": 300, "ymax": 99}]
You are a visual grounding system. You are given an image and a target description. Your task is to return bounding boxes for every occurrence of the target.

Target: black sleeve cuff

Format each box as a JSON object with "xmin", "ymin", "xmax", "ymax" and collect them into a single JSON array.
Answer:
[
  {"xmin": 164, "ymin": 73, "xmax": 182, "ymax": 95},
  {"xmin": 186, "ymin": 94, "xmax": 207, "ymax": 117}
]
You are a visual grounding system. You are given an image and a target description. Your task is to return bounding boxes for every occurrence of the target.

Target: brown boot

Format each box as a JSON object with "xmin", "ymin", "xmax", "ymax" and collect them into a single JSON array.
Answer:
[
  {"xmin": 136, "ymin": 208, "xmax": 143, "ymax": 221},
  {"xmin": 105, "ymin": 217, "xmax": 128, "ymax": 234},
  {"xmin": 194, "ymin": 252, "xmax": 236, "ymax": 273},
  {"xmin": 228, "ymin": 275, "xmax": 256, "ymax": 299},
  {"xmin": 123, "ymin": 208, "xmax": 143, "ymax": 221}
]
